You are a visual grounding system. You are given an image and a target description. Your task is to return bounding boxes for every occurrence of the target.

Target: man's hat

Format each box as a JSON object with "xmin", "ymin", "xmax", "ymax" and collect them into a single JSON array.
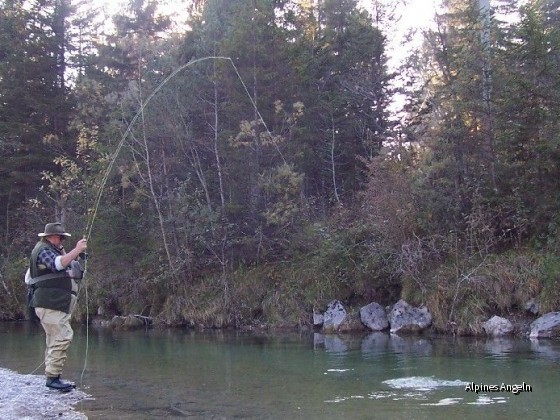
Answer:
[{"xmin": 38, "ymin": 222, "xmax": 72, "ymax": 238}]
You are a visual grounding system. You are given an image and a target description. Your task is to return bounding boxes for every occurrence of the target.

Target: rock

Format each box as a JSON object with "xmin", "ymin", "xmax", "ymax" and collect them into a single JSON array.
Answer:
[
  {"xmin": 388, "ymin": 299, "xmax": 432, "ymax": 334},
  {"xmin": 322, "ymin": 300, "xmax": 347, "ymax": 333},
  {"xmin": 337, "ymin": 307, "xmax": 366, "ymax": 332},
  {"xmin": 107, "ymin": 315, "xmax": 146, "ymax": 329},
  {"xmin": 110, "ymin": 315, "xmax": 126, "ymax": 329},
  {"xmin": 313, "ymin": 311, "xmax": 324, "ymax": 327},
  {"xmin": 482, "ymin": 315, "xmax": 513, "ymax": 337},
  {"xmin": 124, "ymin": 315, "xmax": 146, "ymax": 329},
  {"xmin": 0, "ymin": 367, "xmax": 89, "ymax": 419},
  {"xmin": 524, "ymin": 298, "xmax": 540, "ymax": 315},
  {"xmin": 90, "ymin": 316, "xmax": 111, "ymax": 328},
  {"xmin": 530, "ymin": 312, "xmax": 560, "ymax": 338},
  {"xmin": 359, "ymin": 302, "xmax": 389, "ymax": 331}
]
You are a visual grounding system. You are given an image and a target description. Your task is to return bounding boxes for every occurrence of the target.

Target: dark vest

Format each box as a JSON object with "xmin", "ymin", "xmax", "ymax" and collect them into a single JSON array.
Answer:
[{"xmin": 29, "ymin": 240, "xmax": 73, "ymax": 313}]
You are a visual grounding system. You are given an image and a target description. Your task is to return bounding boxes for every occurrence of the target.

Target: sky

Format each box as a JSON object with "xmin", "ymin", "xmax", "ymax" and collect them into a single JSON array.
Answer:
[
  {"xmin": 90, "ymin": 0, "xmax": 192, "ymax": 32},
  {"xmin": 87, "ymin": 0, "xmax": 441, "ymax": 118},
  {"xmin": 90, "ymin": 0, "xmax": 440, "ymax": 67},
  {"xmin": 360, "ymin": 0, "xmax": 441, "ymax": 69},
  {"xmin": 90, "ymin": 0, "xmax": 440, "ymax": 37}
]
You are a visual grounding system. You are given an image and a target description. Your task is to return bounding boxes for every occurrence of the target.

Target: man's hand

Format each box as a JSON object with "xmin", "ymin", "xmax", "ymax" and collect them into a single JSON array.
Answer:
[
  {"xmin": 76, "ymin": 238, "xmax": 87, "ymax": 253},
  {"xmin": 60, "ymin": 238, "xmax": 88, "ymax": 268}
]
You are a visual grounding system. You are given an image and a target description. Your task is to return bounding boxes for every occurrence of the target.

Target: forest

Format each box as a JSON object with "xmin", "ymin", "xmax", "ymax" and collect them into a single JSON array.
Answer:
[{"xmin": 1, "ymin": 0, "xmax": 560, "ymax": 335}]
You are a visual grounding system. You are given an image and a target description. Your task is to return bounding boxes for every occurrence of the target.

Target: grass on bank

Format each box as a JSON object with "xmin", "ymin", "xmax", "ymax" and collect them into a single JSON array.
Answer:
[{"xmin": 3, "ymin": 231, "xmax": 560, "ymax": 336}]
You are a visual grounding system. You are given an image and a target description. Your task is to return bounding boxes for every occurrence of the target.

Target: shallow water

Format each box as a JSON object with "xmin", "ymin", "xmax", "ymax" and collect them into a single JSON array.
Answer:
[{"xmin": 1, "ymin": 322, "xmax": 559, "ymax": 419}]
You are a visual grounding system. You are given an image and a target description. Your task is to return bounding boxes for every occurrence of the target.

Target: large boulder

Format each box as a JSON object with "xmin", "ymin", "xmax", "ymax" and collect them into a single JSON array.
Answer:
[
  {"xmin": 530, "ymin": 312, "xmax": 560, "ymax": 338},
  {"xmin": 388, "ymin": 299, "xmax": 432, "ymax": 334},
  {"xmin": 360, "ymin": 302, "xmax": 389, "ymax": 331},
  {"xmin": 482, "ymin": 315, "xmax": 513, "ymax": 337},
  {"xmin": 322, "ymin": 300, "xmax": 347, "ymax": 333}
]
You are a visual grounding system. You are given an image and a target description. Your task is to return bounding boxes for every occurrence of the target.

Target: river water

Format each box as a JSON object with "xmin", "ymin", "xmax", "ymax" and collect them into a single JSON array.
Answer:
[{"xmin": 1, "ymin": 321, "xmax": 558, "ymax": 419}]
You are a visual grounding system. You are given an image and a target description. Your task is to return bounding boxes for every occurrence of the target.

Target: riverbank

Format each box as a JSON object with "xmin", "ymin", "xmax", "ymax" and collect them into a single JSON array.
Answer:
[{"xmin": 0, "ymin": 367, "xmax": 89, "ymax": 419}]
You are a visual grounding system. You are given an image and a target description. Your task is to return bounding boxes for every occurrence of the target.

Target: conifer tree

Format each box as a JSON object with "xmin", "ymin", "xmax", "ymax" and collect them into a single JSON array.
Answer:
[{"xmin": 0, "ymin": 0, "xmax": 75, "ymax": 235}]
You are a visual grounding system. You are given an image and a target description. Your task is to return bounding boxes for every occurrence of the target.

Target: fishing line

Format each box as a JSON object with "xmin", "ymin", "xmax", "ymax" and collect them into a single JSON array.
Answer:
[
  {"xmin": 84, "ymin": 56, "xmax": 281, "ymax": 240},
  {"xmin": 29, "ymin": 361, "xmax": 44, "ymax": 375},
  {"xmin": 78, "ymin": 55, "xmax": 281, "ymax": 385}
]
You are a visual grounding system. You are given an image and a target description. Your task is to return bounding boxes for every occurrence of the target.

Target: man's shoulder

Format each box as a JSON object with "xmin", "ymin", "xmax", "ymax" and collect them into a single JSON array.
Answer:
[
  {"xmin": 33, "ymin": 241, "xmax": 59, "ymax": 263},
  {"xmin": 32, "ymin": 240, "xmax": 48, "ymax": 250},
  {"xmin": 33, "ymin": 240, "xmax": 56, "ymax": 253}
]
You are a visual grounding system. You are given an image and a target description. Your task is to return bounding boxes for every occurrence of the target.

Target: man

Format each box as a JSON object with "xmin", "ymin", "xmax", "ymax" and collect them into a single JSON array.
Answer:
[{"xmin": 28, "ymin": 222, "xmax": 87, "ymax": 391}]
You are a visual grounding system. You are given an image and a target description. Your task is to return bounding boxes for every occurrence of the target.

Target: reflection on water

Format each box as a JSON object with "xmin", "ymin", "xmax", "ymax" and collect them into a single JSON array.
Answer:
[{"xmin": 1, "ymin": 322, "xmax": 559, "ymax": 419}]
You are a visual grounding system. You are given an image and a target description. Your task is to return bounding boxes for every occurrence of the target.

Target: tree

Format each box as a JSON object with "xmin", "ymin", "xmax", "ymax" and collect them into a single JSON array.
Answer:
[
  {"xmin": 406, "ymin": 0, "xmax": 506, "ymax": 234},
  {"xmin": 0, "ymin": 0, "xmax": 76, "ymax": 238},
  {"xmin": 296, "ymin": 0, "xmax": 390, "ymax": 205},
  {"xmin": 492, "ymin": 0, "xmax": 560, "ymax": 240}
]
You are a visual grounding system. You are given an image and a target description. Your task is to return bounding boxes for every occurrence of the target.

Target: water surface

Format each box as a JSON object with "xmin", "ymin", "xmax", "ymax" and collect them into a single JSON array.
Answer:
[{"xmin": 1, "ymin": 322, "xmax": 558, "ymax": 419}]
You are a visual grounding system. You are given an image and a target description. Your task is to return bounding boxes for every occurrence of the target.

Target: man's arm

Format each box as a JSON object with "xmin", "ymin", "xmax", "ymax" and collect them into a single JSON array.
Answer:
[
  {"xmin": 59, "ymin": 239, "xmax": 87, "ymax": 268},
  {"xmin": 37, "ymin": 239, "xmax": 88, "ymax": 272}
]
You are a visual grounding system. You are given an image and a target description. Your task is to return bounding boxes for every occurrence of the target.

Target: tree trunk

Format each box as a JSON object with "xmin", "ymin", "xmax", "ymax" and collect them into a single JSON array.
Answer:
[
  {"xmin": 213, "ymin": 57, "xmax": 226, "ymax": 210},
  {"xmin": 480, "ymin": 0, "xmax": 497, "ymax": 191}
]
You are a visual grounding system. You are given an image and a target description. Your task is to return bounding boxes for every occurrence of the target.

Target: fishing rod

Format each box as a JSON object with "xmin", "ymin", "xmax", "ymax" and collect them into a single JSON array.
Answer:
[
  {"xmin": 84, "ymin": 55, "xmax": 282, "ymax": 240},
  {"xmin": 78, "ymin": 55, "xmax": 281, "ymax": 385}
]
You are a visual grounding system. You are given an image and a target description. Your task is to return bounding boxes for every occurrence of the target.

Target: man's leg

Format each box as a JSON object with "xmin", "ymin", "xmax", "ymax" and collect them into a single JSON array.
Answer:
[{"xmin": 35, "ymin": 307, "xmax": 74, "ymax": 390}]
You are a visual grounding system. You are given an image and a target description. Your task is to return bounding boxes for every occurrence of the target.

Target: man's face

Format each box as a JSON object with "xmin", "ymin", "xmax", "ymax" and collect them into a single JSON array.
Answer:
[{"xmin": 46, "ymin": 235, "xmax": 66, "ymax": 249}]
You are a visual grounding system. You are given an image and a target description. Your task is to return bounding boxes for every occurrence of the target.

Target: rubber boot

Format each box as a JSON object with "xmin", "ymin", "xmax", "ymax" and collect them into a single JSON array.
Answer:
[{"xmin": 46, "ymin": 375, "xmax": 74, "ymax": 392}]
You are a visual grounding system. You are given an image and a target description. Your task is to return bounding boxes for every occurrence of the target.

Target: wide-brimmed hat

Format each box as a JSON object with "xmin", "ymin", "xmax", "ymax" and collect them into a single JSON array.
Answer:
[{"xmin": 38, "ymin": 222, "xmax": 72, "ymax": 238}]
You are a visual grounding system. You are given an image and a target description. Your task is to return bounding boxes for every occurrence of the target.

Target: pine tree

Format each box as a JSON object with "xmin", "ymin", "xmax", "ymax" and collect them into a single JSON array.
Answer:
[
  {"xmin": 0, "ymin": 0, "xmax": 76, "ymax": 237},
  {"xmin": 409, "ymin": 0, "xmax": 503, "ymax": 233},
  {"xmin": 304, "ymin": 0, "xmax": 389, "ymax": 203},
  {"xmin": 493, "ymin": 0, "xmax": 560, "ymax": 238}
]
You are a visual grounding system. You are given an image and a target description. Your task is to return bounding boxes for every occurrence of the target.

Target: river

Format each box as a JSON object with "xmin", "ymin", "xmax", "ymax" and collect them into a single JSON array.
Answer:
[{"xmin": 1, "ymin": 321, "xmax": 558, "ymax": 419}]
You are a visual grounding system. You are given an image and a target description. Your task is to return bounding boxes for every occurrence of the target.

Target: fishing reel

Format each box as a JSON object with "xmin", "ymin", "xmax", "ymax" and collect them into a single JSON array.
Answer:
[{"xmin": 79, "ymin": 252, "xmax": 89, "ymax": 260}]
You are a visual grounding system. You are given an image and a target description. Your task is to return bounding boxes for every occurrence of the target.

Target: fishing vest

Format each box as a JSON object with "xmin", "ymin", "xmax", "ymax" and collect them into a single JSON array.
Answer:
[{"xmin": 29, "ymin": 240, "xmax": 75, "ymax": 313}]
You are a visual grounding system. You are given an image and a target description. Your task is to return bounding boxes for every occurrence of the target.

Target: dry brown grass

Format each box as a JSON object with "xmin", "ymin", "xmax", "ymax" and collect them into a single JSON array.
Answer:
[{"xmin": 402, "ymin": 250, "xmax": 545, "ymax": 335}]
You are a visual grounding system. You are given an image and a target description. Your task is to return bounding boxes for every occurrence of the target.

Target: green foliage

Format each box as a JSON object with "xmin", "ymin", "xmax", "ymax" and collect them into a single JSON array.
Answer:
[
  {"xmin": 537, "ymin": 254, "xmax": 560, "ymax": 313},
  {"xmin": 0, "ymin": 255, "xmax": 28, "ymax": 320},
  {"xmin": 0, "ymin": 0, "xmax": 75, "ymax": 241},
  {"xmin": 260, "ymin": 164, "xmax": 303, "ymax": 226},
  {"xmin": 4, "ymin": 0, "xmax": 560, "ymax": 333}
]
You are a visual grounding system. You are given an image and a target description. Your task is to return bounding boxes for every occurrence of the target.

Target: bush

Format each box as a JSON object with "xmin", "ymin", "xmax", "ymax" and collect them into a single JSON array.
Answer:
[{"xmin": 538, "ymin": 254, "xmax": 560, "ymax": 313}]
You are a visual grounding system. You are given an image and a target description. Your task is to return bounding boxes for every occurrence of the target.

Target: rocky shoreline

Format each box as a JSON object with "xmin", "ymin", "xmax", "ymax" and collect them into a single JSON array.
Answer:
[
  {"xmin": 87, "ymin": 299, "xmax": 560, "ymax": 344},
  {"xmin": 90, "ymin": 298, "xmax": 560, "ymax": 339},
  {"xmin": 0, "ymin": 367, "xmax": 89, "ymax": 420},
  {"xmin": 312, "ymin": 299, "xmax": 560, "ymax": 338}
]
